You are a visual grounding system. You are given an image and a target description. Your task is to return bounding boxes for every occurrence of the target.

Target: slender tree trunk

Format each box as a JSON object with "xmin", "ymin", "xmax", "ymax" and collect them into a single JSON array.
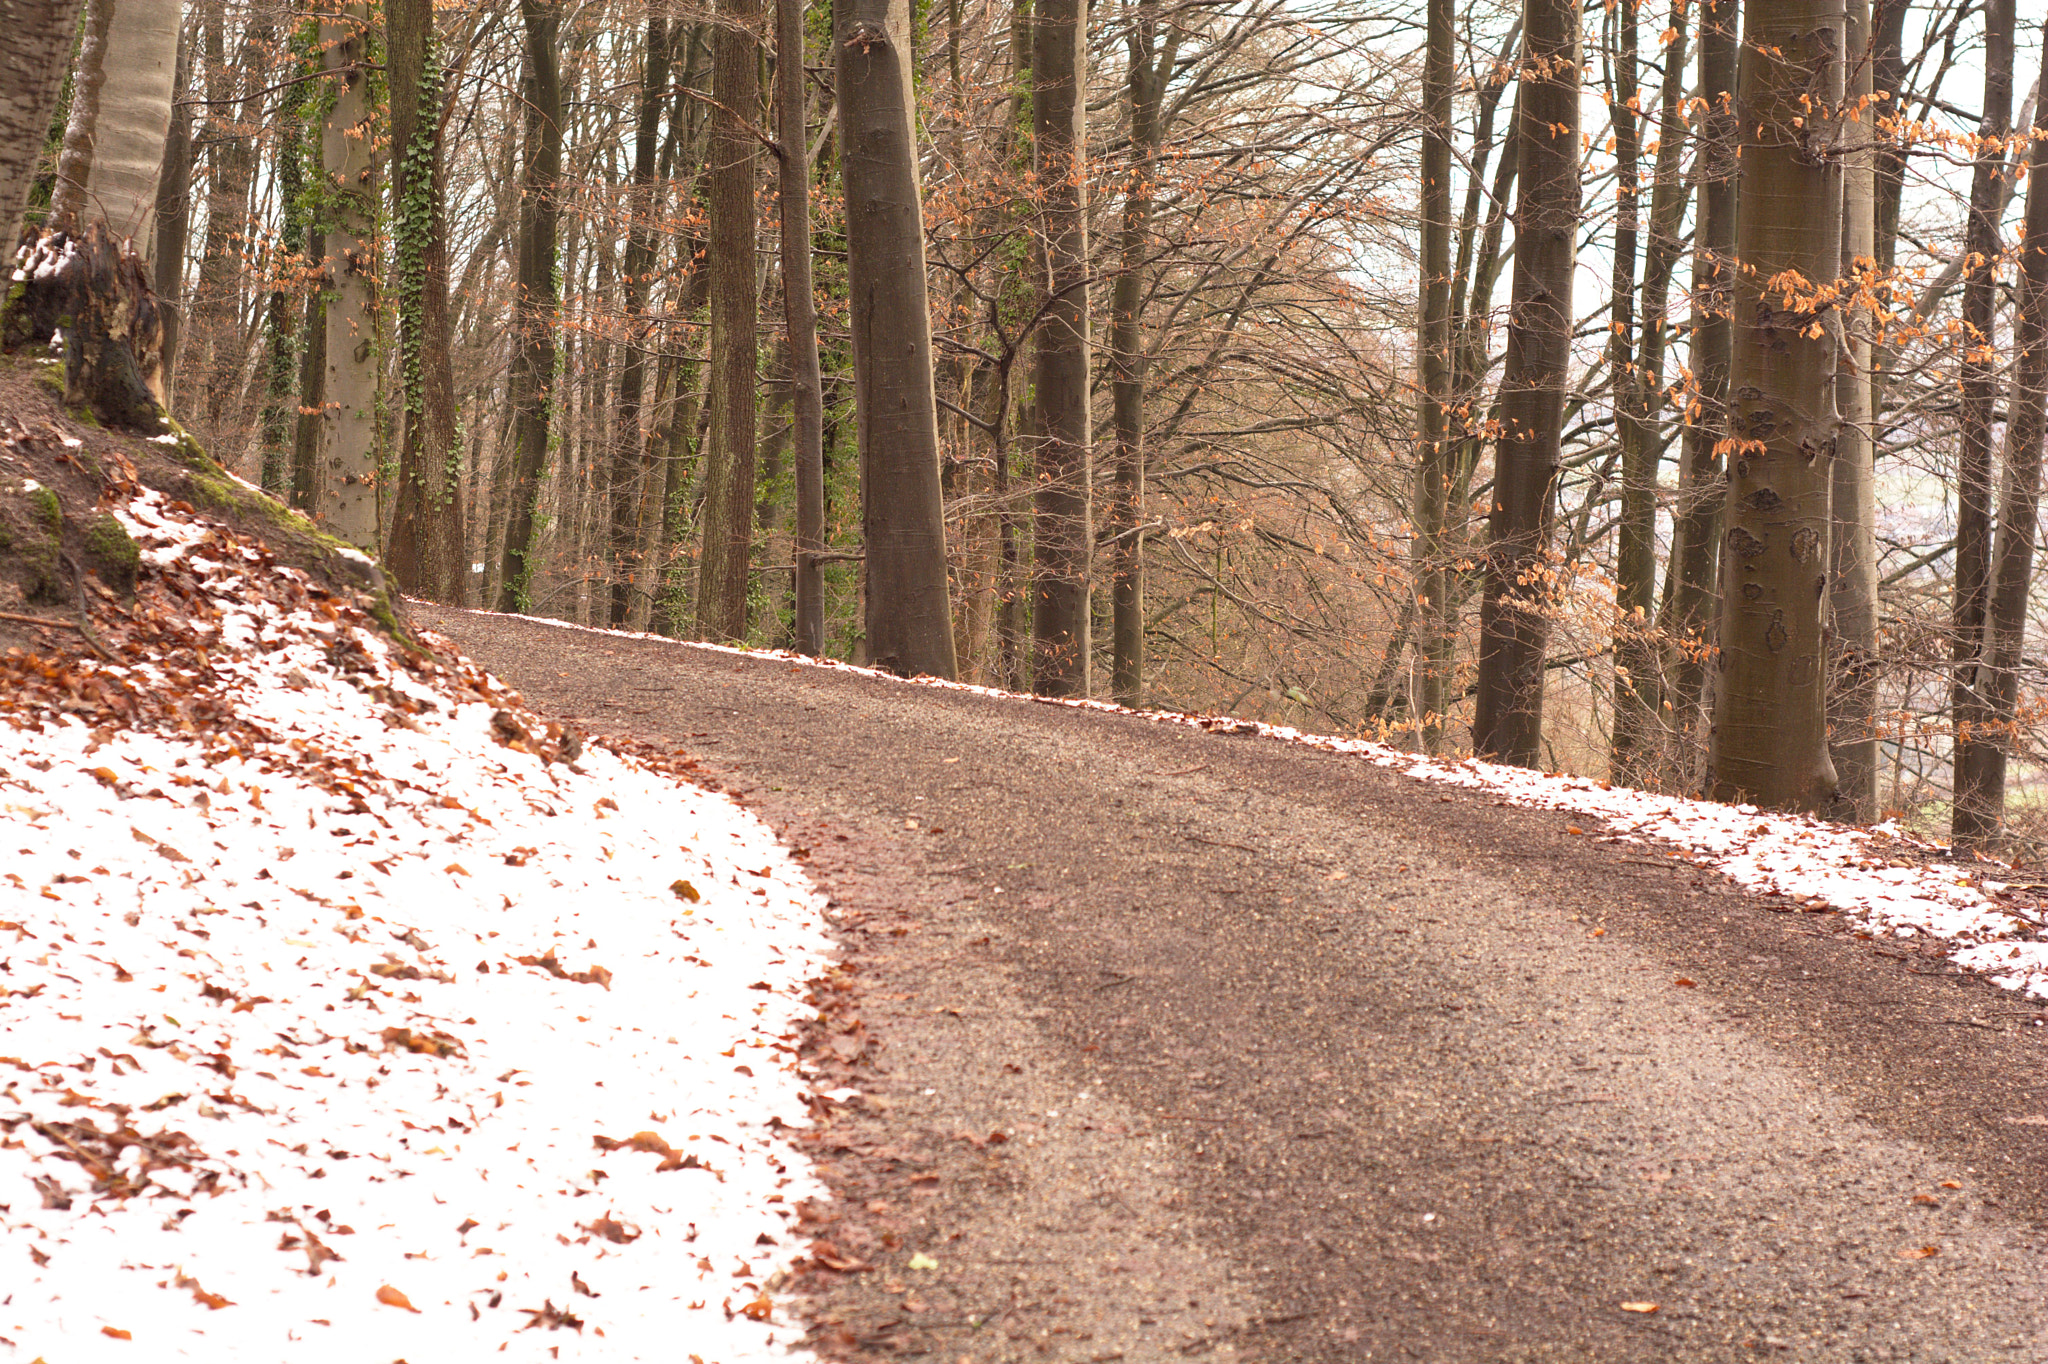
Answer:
[
  {"xmin": 1952, "ymin": 0, "xmax": 2018, "ymax": 845},
  {"xmin": 1707, "ymin": 0, "xmax": 1847, "ymax": 814},
  {"xmin": 1661, "ymin": 0, "xmax": 1738, "ymax": 756},
  {"xmin": 1110, "ymin": 1, "xmax": 1173, "ymax": 710},
  {"xmin": 1472, "ymin": 0, "xmax": 1581, "ymax": 766},
  {"xmin": 151, "ymin": 26, "xmax": 193, "ymax": 388},
  {"xmin": 1829, "ymin": 0, "xmax": 1880, "ymax": 820},
  {"xmin": 0, "ymin": 0, "xmax": 89, "ymax": 248},
  {"xmin": 317, "ymin": 0, "xmax": 379, "ymax": 550},
  {"xmin": 837, "ymin": 0, "xmax": 959, "ymax": 676},
  {"xmin": 385, "ymin": 0, "xmax": 465, "ymax": 603},
  {"xmin": 496, "ymin": 0, "xmax": 562, "ymax": 611},
  {"xmin": 81, "ymin": 0, "xmax": 179, "ymax": 250},
  {"xmin": 1409, "ymin": 0, "xmax": 1454, "ymax": 750},
  {"xmin": 48, "ymin": 0, "xmax": 113, "ymax": 233},
  {"xmin": 778, "ymin": 0, "xmax": 826, "ymax": 656},
  {"xmin": 1964, "ymin": 43, "xmax": 2048, "ymax": 850},
  {"xmin": 693, "ymin": 0, "xmax": 761, "ymax": 643},
  {"xmin": 1028, "ymin": 0, "xmax": 1090, "ymax": 694},
  {"xmin": 607, "ymin": 11, "xmax": 673, "ymax": 625}
]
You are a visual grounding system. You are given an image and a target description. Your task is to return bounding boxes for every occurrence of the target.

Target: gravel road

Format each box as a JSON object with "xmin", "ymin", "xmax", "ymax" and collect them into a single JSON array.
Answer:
[{"xmin": 416, "ymin": 605, "xmax": 2048, "ymax": 1364}]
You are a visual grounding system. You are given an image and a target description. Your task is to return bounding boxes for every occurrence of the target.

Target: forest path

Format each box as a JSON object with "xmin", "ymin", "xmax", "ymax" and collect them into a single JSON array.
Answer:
[{"xmin": 418, "ymin": 605, "xmax": 2048, "ymax": 1364}]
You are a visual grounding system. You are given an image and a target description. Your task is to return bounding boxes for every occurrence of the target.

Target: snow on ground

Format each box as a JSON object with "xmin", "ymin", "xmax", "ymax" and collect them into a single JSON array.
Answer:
[
  {"xmin": 1, "ymin": 490, "xmax": 830, "ymax": 1362},
  {"xmin": 500, "ymin": 613, "xmax": 2048, "ymax": 1005}
]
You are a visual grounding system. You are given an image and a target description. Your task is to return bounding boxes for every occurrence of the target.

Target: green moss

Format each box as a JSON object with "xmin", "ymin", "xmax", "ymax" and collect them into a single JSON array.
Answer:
[
  {"xmin": 84, "ymin": 513, "xmax": 138, "ymax": 572},
  {"xmin": 30, "ymin": 484, "xmax": 60, "ymax": 533},
  {"xmin": 32, "ymin": 363, "xmax": 63, "ymax": 401}
]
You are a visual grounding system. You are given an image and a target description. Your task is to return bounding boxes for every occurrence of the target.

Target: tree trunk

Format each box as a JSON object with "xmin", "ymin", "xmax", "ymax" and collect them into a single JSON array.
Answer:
[
  {"xmin": 1963, "ymin": 44, "xmax": 2048, "ymax": 850},
  {"xmin": 0, "ymin": 0, "xmax": 88, "ymax": 249},
  {"xmin": 151, "ymin": 24, "xmax": 193, "ymax": 387},
  {"xmin": 1829, "ymin": 0, "xmax": 1880, "ymax": 820},
  {"xmin": 1951, "ymin": 0, "xmax": 2018, "ymax": 846},
  {"xmin": 1661, "ymin": 0, "xmax": 1738, "ymax": 758},
  {"xmin": 606, "ymin": 10, "xmax": 673, "ymax": 626},
  {"xmin": 1604, "ymin": 0, "xmax": 1652, "ymax": 783},
  {"xmin": 1706, "ymin": 0, "xmax": 1847, "ymax": 814},
  {"xmin": 693, "ymin": 0, "xmax": 760, "ymax": 644},
  {"xmin": 1028, "ymin": 0, "xmax": 1090, "ymax": 695},
  {"xmin": 385, "ymin": 0, "xmax": 466, "ymax": 604},
  {"xmin": 1471, "ymin": 0, "xmax": 1581, "ymax": 767},
  {"xmin": 837, "ymin": 0, "xmax": 959, "ymax": 676},
  {"xmin": 317, "ymin": 0, "xmax": 379, "ymax": 550},
  {"xmin": 48, "ymin": 0, "xmax": 113, "ymax": 233},
  {"xmin": 81, "ymin": 0, "xmax": 179, "ymax": 250},
  {"xmin": 778, "ymin": 0, "xmax": 826, "ymax": 656},
  {"xmin": 496, "ymin": 0, "xmax": 562, "ymax": 612},
  {"xmin": 1110, "ymin": 0, "xmax": 1173, "ymax": 710}
]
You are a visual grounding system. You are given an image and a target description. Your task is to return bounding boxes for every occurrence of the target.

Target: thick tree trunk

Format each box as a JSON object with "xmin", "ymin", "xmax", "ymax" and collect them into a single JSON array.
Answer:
[
  {"xmin": 48, "ymin": 0, "xmax": 114, "ymax": 233},
  {"xmin": 1409, "ymin": 0, "xmax": 1454, "ymax": 750},
  {"xmin": 1471, "ymin": 0, "xmax": 1581, "ymax": 767},
  {"xmin": 693, "ymin": 0, "xmax": 760, "ymax": 644},
  {"xmin": 837, "ymin": 0, "xmax": 958, "ymax": 676},
  {"xmin": 606, "ymin": 10, "xmax": 672, "ymax": 626},
  {"xmin": 317, "ymin": 0, "xmax": 379, "ymax": 550},
  {"xmin": 82, "ymin": 0, "xmax": 179, "ymax": 250},
  {"xmin": 1661, "ymin": 0, "xmax": 1738, "ymax": 759},
  {"xmin": 777, "ymin": 0, "xmax": 826, "ymax": 656},
  {"xmin": 496, "ymin": 2, "xmax": 562, "ymax": 611},
  {"xmin": 385, "ymin": 0, "xmax": 466, "ymax": 604},
  {"xmin": 1952, "ymin": 0, "xmax": 2019, "ymax": 846},
  {"xmin": 1110, "ymin": 1, "xmax": 1173, "ymax": 710},
  {"xmin": 0, "ymin": 0, "xmax": 88, "ymax": 249},
  {"xmin": 1829, "ymin": 0, "xmax": 1880, "ymax": 820},
  {"xmin": 1707, "ymin": 0, "xmax": 1846, "ymax": 814},
  {"xmin": 1028, "ymin": 0, "xmax": 1090, "ymax": 695},
  {"xmin": 1963, "ymin": 46, "xmax": 2048, "ymax": 850}
]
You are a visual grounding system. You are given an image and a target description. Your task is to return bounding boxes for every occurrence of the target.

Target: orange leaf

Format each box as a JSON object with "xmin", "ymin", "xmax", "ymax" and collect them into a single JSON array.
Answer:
[
  {"xmin": 1673, "ymin": 978, "xmax": 1696, "ymax": 988},
  {"xmin": 1619, "ymin": 1302, "xmax": 1657, "ymax": 1313},
  {"xmin": 1897, "ymin": 1245, "xmax": 1939, "ymax": 1260},
  {"xmin": 102, "ymin": 1326, "xmax": 133, "ymax": 1339},
  {"xmin": 376, "ymin": 1285, "xmax": 421, "ymax": 1312}
]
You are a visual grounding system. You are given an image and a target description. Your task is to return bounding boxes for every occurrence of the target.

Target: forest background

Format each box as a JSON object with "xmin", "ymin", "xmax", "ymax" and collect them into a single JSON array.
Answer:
[{"xmin": 7, "ymin": 0, "xmax": 2048, "ymax": 857}]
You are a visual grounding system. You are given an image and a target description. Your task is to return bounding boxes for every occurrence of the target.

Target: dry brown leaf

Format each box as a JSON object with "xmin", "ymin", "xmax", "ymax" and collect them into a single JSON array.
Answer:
[
  {"xmin": 1897, "ymin": 1245, "xmax": 1939, "ymax": 1260},
  {"xmin": 1619, "ymin": 1301, "xmax": 1658, "ymax": 1314},
  {"xmin": 376, "ymin": 1284, "xmax": 420, "ymax": 1312},
  {"xmin": 101, "ymin": 1325, "xmax": 133, "ymax": 1339}
]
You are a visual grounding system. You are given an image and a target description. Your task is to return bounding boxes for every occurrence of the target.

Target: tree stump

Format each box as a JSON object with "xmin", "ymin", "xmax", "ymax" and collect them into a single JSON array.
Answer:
[{"xmin": 6, "ymin": 223, "xmax": 166, "ymax": 430}]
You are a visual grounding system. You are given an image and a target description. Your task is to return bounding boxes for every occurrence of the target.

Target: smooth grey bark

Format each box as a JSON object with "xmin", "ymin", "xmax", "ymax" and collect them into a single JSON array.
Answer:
[
  {"xmin": 81, "ymin": 0, "xmax": 178, "ymax": 250},
  {"xmin": 151, "ymin": 26, "xmax": 193, "ymax": 389},
  {"xmin": 1707, "ymin": 0, "xmax": 1847, "ymax": 815},
  {"xmin": 777, "ymin": 0, "xmax": 826, "ymax": 656},
  {"xmin": 1410, "ymin": 0, "xmax": 1454, "ymax": 750},
  {"xmin": 1965, "ymin": 40, "xmax": 2048, "ymax": 849},
  {"xmin": 0, "ymin": 0, "xmax": 88, "ymax": 248},
  {"xmin": 48, "ymin": 0, "xmax": 113, "ymax": 232},
  {"xmin": 837, "ymin": 0, "xmax": 958, "ymax": 677},
  {"xmin": 1829, "ymin": 0, "xmax": 1880, "ymax": 820},
  {"xmin": 496, "ymin": 0, "xmax": 562, "ymax": 611},
  {"xmin": 1952, "ymin": 0, "xmax": 2019, "ymax": 846},
  {"xmin": 693, "ymin": 0, "xmax": 760, "ymax": 645},
  {"xmin": 1471, "ymin": 0, "xmax": 1581, "ymax": 767},
  {"xmin": 317, "ymin": 0, "xmax": 379, "ymax": 550},
  {"xmin": 1028, "ymin": 0, "xmax": 1091, "ymax": 695}
]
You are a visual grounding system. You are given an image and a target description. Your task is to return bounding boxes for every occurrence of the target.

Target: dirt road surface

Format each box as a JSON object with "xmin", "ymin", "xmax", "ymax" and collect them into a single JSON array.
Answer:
[{"xmin": 417, "ymin": 605, "xmax": 2048, "ymax": 1364}]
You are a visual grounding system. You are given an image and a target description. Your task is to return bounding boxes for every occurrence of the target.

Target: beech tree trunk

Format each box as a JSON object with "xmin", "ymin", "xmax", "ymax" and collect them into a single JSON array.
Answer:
[
  {"xmin": 837, "ymin": 0, "xmax": 959, "ymax": 676},
  {"xmin": 496, "ymin": 0, "xmax": 563, "ymax": 611},
  {"xmin": 1951, "ymin": 0, "xmax": 2019, "ymax": 846},
  {"xmin": 1110, "ymin": 0, "xmax": 1174, "ymax": 710},
  {"xmin": 1965, "ymin": 44, "xmax": 2048, "ymax": 849},
  {"xmin": 152, "ymin": 28, "xmax": 193, "ymax": 388},
  {"xmin": 81, "ymin": 0, "xmax": 179, "ymax": 250},
  {"xmin": 1707, "ymin": 0, "xmax": 1847, "ymax": 814},
  {"xmin": 778, "ymin": 0, "xmax": 826, "ymax": 656},
  {"xmin": 1410, "ymin": 0, "xmax": 1454, "ymax": 750},
  {"xmin": 693, "ymin": 0, "xmax": 760, "ymax": 644},
  {"xmin": 1829, "ymin": 0, "xmax": 1880, "ymax": 820},
  {"xmin": 317, "ymin": 0, "xmax": 380, "ymax": 550},
  {"xmin": 385, "ymin": 0, "xmax": 466, "ymax": 603},
  {"xmin": 1471, "ymin": 0, "xmax": 1581, "ymax": 767},
  {"xmin": 48, "ymin": 0, "xmax": 114, "ymax": 233},
  {"xmin": 1604, "ymin": 0, "xmax": 1651, "ymax": 783},
  {"xmin": 0, "ymin": 0, "xmax": 88, "ymax": 248},
  {"xmin": 1028, "ymin": 0, "xmax": 1091, "ymax": 695}
]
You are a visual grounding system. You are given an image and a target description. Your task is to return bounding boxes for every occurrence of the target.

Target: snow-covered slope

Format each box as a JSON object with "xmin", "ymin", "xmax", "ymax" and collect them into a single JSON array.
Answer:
[{"xmin": 0, "ymin": 488, "xmax": 829, "ymax": 1362}]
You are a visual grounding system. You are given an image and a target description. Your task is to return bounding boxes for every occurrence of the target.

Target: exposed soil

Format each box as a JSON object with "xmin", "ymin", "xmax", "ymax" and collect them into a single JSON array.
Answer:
[{"xmin": 415, "ymin": 607, "xmax": 2048, "ymax": 1364}]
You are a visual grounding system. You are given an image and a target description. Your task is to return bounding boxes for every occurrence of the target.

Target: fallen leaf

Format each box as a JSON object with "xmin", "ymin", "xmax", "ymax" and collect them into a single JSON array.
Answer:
[
  {"xmin": 1673, "ymin": 978, "xmax": 1696, "ymax": 988},
  {"xmin": 1912, "ymin": 1194, "xmax": 1940, "ymax": 1206},
  {"xmin": 102, "ymin": 1325, "xmax": 133, "ymax": 1339},
  {"xmin": 583, "ymin": 1215, "xmax": 641, "ymax": 1244},
  {"xmin": 907, "ymin": 1251, "xmax": 940, "ymax": 1271},
  {"xmin": 1619, "ymin": 1301, "xmax": 1658, "ymax": 1314},
  {"xmin": 739, "ymin": 1292, "xmax": 774, "ymax": 1322},
  {"xmin": 376, "ymin": 1285, "xmax": 420, "ymax": 1312},
  {"xmin": 1897, "ymin": 1245, "xmax": 1939, "ymax": 1260},
  {"xmin": 671, "ymin": 879, "xmax": 701, "ymax": 903}
]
